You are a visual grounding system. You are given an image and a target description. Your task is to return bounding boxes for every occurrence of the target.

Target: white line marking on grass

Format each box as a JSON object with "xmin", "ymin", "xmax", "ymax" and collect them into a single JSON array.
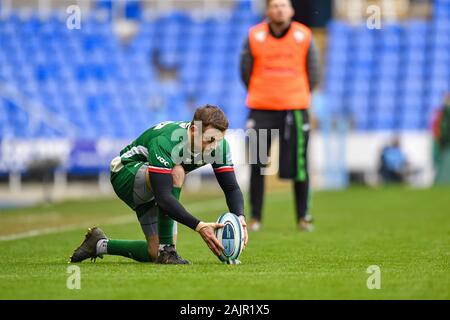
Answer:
[
  {"xmin": 0, "ymin": 197, "xmax": 227, "ymax": 242},
  {"xmin": 0, "ymin": 216, "xmax": 134, "ymax": 242}
]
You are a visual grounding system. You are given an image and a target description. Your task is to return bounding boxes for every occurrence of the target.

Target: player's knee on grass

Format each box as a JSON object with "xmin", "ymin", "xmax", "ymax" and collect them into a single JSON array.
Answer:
[
  {"xmin": 136, "ymin": 202, "xmax": 159, "ymax": 261},
  {"xmin": 171, "ymin": 165, "xmax": 185, "ymax": 188}
]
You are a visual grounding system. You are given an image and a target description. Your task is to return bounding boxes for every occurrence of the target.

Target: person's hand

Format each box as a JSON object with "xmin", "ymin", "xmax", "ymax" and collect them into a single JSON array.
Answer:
[
  {"xmin": 196, "ymin": 222, "xmax": 224, "ymax": 256},
  {"xmin": 239, "ymin": 215, "xmax": 248, "ymax": 250}
]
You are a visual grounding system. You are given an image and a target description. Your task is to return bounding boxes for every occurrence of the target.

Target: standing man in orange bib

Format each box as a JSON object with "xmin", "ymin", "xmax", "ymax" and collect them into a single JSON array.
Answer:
[{"xmin": 240, "ymin": 0, "xmax": 321, "ymax": 231}]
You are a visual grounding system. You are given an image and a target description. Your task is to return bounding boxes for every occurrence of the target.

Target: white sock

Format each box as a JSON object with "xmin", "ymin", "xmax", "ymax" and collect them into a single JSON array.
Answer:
[
  {"xmin": 96, "ymin": 239, "xmax": 108, "ymax": 255},
  {"xmin": 158, "ymin": 244, "xmax": 175, "ymax": 251}
]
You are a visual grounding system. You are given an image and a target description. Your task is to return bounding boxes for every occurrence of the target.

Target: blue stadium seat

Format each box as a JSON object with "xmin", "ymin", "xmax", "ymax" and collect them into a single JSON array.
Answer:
[
  {"xmin": 351, "ymin": 27, "xmax": 376, "ymax": 49},
  {"xmin": 325, "ymin": 76, "xmax": 346, "ymax": 98},
  {"xmin": 402, "ymin": 78, "xmax": 424, "ymax": 93},
  {"xmin": 353, "ymin": 110, "xmax": 371, "ymax": 130},
  {"xmin": 328, "ymin": 20, "xmax": 351, "ymax": 35},
  {"xmin": 404, "ymin": 47, "xmax": 427, "ymax": 62},
  {"xmin": 374, "ymin": 93, "xmax": 397, "ymax": 111},
  {"xmin": 348, "ymin": 91, "xmax": 370, "ymax": 110},
  {"xmin": 326, "ymin": 63, "xmax": 347, "ymax": 80},
  {"xmin": 404, "ymin": 22, "xmax": 428, "ymax": 50},
  {"xmin": 379, "ymin": 77, "xmax": 400, "ymax": 93},
  {"xmin": 431, "ymin": 30, "xmax": 450, "ymax": 48},
  {"xmin": 349, "ymin": 77, "xmax": 371, "ymax": 95},
  {"xmin": 124, "ymin": 0, "xmax": 142, "ymax": 20},
  {"xmin": 325, "ymin": 93, "xmax": 344, "ymax": 115},
  {"xmin": 425, "ymin": 92, "xmax": 446, "ymax": 109},
  {"xmin": 373, "ymin": 112, "xmax": 397, "ymax": 130},
  {"xmin": 2, "ymin": 7, "xmax": 446, "ymax": 138},
  {"xmin": 399, "ymin": 112, "xmax": 423, "ymax": 130},
  {"xmin": 379, "ymin": 23, "xmax": 402, "ymax": 51},
  {"xmin": 435, "ymin": 1, "xmax": 450, "ymax": 18},
  {"xmin": 433, "ymin": 17, "xmax": 450, "ymax": 34}
]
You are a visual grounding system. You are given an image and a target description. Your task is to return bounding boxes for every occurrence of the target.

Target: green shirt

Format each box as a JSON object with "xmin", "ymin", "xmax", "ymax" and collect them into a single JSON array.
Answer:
[{"xmin": 115, "ymin": 121, "xmax": 234, "ymax": 175}]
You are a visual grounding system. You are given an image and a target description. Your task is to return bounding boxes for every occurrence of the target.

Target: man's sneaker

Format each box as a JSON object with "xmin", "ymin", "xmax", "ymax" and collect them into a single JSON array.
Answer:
[
  {"xmin": 298, "ymin": 218, "xmax": 314, "ymax": 232},
  {"xmin": 249, "ymin": 219, "xmax": 261, "ymax": 232},
  {"xmin": 156, "ymin": 245, "xmax": 190, "ymax": 265},
  {"xmin": 69, "ymin": 227, "xmax": 107, "ymax": 263}
]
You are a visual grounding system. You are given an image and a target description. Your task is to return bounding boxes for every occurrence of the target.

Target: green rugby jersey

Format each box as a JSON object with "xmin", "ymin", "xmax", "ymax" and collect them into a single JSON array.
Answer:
[{"xmin": 110, "ymin": 121, "xmax": 234, "ymax": 175}]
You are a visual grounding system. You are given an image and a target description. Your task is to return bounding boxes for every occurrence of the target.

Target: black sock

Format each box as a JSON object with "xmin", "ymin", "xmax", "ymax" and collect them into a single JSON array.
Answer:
[
  {"xmin": 294, "ymin": 180, "xmax": 309, "ymax": 221},
  {"xmin": 250, "ymin": 164, "xmax": 265, "ymax": 221}
]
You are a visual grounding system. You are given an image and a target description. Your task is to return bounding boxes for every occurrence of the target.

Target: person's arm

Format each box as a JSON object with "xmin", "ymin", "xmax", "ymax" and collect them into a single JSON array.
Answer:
[
  {"xmin": 149, "ymin": 172, "xmax": 200, "ymax": 230},
  {"xmin": 306, "ymin": 36, "xmax": 321, "ymax": 92},
  {"xmin": 211, "ymin": 139, "xmax": 243, "ymax": 215},
  {"xmin": 149, "ymin": 171, "xmax": 224, "ymax": 256},
  {"xmin": 211, "ymin": 139, "xmax": 248, "ymax": 248},
  {"xmin": 214, "ymin": 169, "xmax": 244, "ymax": 217},
  {"xmin": 240, "ymin": 37, "xmax": 253, "ymax": 89},
  {"xmin": 146, "ymin": 136, "xmax": 197, "ymax": 227},
  {"xmin": 147, "ymin": 135, "xmax": 224, "ymax": 255},
  {"xmin": 214, "ymin": 169, "xmax": 248, "ymax": 249}
]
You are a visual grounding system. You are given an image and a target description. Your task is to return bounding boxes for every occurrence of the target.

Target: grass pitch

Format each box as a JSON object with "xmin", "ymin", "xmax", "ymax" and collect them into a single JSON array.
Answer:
[{"xmin": 0, "ymin": 186, "xmax": 449, "ymax": 299}]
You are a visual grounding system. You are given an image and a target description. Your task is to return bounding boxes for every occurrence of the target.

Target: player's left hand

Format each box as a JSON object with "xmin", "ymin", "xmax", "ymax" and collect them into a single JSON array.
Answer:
[
  {"xmin": 239, "ymin": 216, "xmax": 248, "ymax": 250},
  {"xmin": 196, "ymin": 222, "xmax": 225, "ymax": 256}
]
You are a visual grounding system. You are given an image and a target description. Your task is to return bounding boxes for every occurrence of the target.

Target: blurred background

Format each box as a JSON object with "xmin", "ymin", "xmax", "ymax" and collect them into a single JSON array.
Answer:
[{"xmin": 0, "ymin": 0, "xmax": 449, "ymax": 207}]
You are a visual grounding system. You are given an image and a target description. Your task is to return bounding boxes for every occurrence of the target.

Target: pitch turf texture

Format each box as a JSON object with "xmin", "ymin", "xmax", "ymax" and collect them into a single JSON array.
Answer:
[{"xmin": 0, "ymin": 186, "xmax": 449, "ymax": 299}]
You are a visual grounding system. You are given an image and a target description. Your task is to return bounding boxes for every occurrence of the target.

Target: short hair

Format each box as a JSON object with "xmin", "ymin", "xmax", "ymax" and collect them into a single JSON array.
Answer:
[
  {"xmin": 266, "ymin": 0, "xmax": 292, "ymax": 8},
  {"xmin": 192, "ymin": 104, "xmax": 229, "ymax": 132}
]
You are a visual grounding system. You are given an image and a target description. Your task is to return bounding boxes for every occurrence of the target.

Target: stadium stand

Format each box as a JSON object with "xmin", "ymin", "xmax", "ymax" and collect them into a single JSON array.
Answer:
[
  {"xmin": 2, "ymin": 0, "xmax": 448, "ymax": 139},
  {"xmin": 0, "ymin": 0, "xmax": 448, "ymax": 179},
  {"xmin": 0, "ymin": 1, "xmax": 261, "ymax": 140},
  {"xmin": 325, "ymin": 0, "xmax": 450, "ymax": 131}
]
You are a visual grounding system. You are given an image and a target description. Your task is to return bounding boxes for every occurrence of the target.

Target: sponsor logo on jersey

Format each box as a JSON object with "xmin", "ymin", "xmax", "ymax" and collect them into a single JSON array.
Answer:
[
  {"xmin": 156, "ymin": 154, "xmax": 170, "ymax": 167},
  {"xmin": 294, "ymin": 30, "xmax": 305, "ymax": 43},
  {"xmin": 255, "ymin": 31, "xmax": 266, "ymax": 42}
]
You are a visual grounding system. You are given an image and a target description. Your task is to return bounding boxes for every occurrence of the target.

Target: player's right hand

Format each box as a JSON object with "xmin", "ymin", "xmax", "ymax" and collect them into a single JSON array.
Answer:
[
  {"xmin": 239, "ymin": 215, "xmax": 248, "ymax": 250},
  {"xmin": 196, "ymin": 222, "xmax": 224, "ymax": 256}
]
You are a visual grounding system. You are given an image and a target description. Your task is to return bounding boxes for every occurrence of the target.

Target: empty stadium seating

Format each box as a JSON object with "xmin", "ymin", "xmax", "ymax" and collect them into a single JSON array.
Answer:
[
  {"xmin": 325, "ymin": 0, "xmax": 450, "ymax": 130},
  {"xmin": 0, "ymin": 1, "xmax": 260, "ymax": 139},
  {"xmin": 0, "ymin": 0, "xmax": 449, "ymax": 140}
]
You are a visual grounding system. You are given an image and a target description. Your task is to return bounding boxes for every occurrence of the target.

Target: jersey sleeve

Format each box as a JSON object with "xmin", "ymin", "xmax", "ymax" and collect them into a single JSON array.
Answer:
[
  {"xmin": 211, "ymin": 139, "xmax": 234, "ymax": 173},
  {"xmin": 147, "ymin": 136, "xmax": 175, "ymax": 174}
]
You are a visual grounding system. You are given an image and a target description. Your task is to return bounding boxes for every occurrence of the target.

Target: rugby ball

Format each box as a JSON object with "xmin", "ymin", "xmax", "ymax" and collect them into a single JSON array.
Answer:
[{"xmin": 214, "ymin": 212, "xmax": 244, "ymax": 263}]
